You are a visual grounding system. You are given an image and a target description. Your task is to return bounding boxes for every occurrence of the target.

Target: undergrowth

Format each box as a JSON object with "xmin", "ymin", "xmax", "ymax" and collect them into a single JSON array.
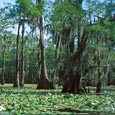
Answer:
[{"xmin": 0, "ymin": 84, "xmax": 115, "ymax": 115}]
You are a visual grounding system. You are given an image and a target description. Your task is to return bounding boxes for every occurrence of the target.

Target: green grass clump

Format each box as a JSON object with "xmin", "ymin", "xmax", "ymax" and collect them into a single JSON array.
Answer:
[{"xmin": 0, "ymin": 84, "xmax": 115, "ymax": 115}]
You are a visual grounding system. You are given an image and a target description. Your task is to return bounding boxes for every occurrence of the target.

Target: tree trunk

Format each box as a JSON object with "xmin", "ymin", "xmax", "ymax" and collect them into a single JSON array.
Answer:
[
  {"xmin": 96, "ymin": 69, "xmax": 101, "ymax": 93},
  {"xmin": 1, "ymin": 46, "xmax": 5, "ymax": 85},
  {"xmin": 62, "ymin": 27, "xmax": 88, "ymax": 94},
  {"xmin": 95, "ymin": 34, "xmax": 104, "ymax": 93},
  {"xmin": 96, "ymin": 51, "xmax": 102, "ymax": 93},
  {"xmin": 96, "ymin": 81, "xmax": 101, "ymax": 93},
  {"xmin": 107, "ymin": 72, "xmax": 110, "ymax": 86},
  {"xmin": 37, "ymin": 15, "xmax": 54, "ymax": 89},
  {"xmin": 13, "ymin": 22, "xmax": 21, "ymax": 88},
  {"xmin": 20, "ymin": 21, "xmax": 25, "ymax": 87}
]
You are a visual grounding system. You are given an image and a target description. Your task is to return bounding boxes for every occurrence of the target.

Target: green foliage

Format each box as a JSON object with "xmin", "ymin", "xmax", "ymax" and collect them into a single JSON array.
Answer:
[
  {"xmin": 0, "ymin": 84, "xmax": 115, "ymax": 115},
  {"xmin": 50, "ymin": 1, "xmax": 85, "ymax": 29},
  {"xmin": 6, "ymin": 0, "xmax": 45, "ymax": 23}
]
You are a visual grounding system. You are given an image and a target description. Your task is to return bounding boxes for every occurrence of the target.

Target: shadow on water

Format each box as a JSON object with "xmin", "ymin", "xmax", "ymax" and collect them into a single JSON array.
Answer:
[
  {"xmin": 57, "ymin": 108, "xmax": 115, "ymax": 115},
  {"xmin": 0, "ymin": 109, "xmax": 115, "ymax": 115}
]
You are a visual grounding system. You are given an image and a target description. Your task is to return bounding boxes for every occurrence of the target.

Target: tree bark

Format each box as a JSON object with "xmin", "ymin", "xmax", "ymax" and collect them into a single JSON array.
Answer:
[
  {"xmin": 20, "ymin": 20, "xmax": 25, "ymax": 87},
  {"xmin": 107, "ymin": 72, "xmax": 110, "ymax": 86},
  {"xmin": 62, "ymin": 30, "xmax": 88, "ymax": 94},
  {"xmin": 1, "ymin": 45, "xmax": 5, "ymax": 85},
  {"xmin": 96, "ymin": 68, "xmax": 101, "ymax": 93},
  {"xmin": 95, "ymin": 37, "xmax": 103, "ymax": 93},
  {"xmin": 37, "ymin": 15, "xmax": 54, "ymax": 89},
  {"xmin": 13, "ymin": 21, "xmax": 21, "ymax": 88}
]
